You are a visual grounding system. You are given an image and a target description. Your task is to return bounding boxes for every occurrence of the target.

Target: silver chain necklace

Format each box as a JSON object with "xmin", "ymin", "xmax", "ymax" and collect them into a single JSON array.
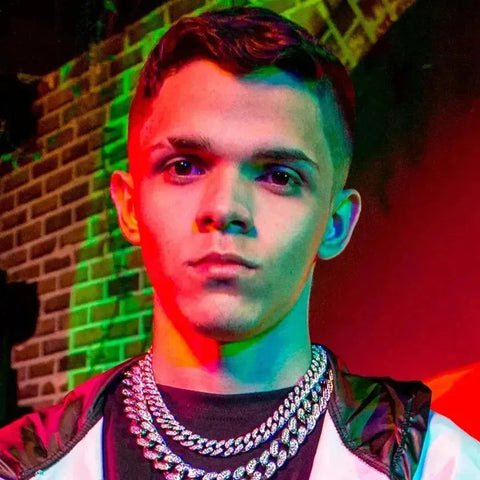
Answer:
[{"xmin": 122, "ymin": 345, "xmax": 333, "ymax": 479}]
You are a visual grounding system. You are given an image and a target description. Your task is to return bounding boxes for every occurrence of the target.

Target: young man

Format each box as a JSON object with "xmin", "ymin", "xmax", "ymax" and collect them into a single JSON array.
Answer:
[{"xmin": 0, "ymin": 6, "xmax": 478, "ymax": 480}]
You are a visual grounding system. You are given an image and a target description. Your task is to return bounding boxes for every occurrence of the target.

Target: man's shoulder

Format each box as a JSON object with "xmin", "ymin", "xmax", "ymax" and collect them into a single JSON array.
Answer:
[
  {"xmin": 0, "ymin": 356, "xmax": 139, "ymax": 480},
  {"xmin": 326, "ymin": 349, "xmax": 480, "ymax": 479},
  {"xmin": 326, "ymin": 347, "xmax": 432, "ymax": 429},
  {"xmin": 326, "ymin": 348, "xmax": 431, "ymax": 480},
  {"xmin": 414, "ymin": 411, "xmax": 480, "ymax": 479}
]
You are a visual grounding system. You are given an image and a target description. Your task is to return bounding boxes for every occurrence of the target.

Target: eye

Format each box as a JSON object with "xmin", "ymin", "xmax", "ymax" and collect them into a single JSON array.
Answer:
[
  {"xmin": 171, "ymin": 159, "xmax": 201, "ymax": 176},
  {"xmin": 269, "ymin": 170, "xmax": 293, "ymax": 186},
  {"xmin": 258, "ymin": 165, "xmax": 303, "ymax": 193},
  {"xmin": 158, "ymin": 157, "xmax": 205, "ymax": 183}
]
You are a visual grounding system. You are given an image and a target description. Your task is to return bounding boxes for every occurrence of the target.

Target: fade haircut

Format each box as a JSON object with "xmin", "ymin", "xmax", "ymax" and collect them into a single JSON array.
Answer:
[{"xmin": 129, "ymin": 6, "xmax": 355, "ymax": 190}]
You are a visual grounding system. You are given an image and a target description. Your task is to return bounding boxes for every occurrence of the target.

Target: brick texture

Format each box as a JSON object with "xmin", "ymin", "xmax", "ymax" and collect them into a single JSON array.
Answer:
[
  {"xmin": 77, "ymin": 109, "xmax": 107, "ymax": 137},
  {"xmin": 2, "ymin": 169, "xmax": 29, "ymax": 193},
  {"xmin": 9, "ymin": 263, "xmax": 40, "ymax": 282},
  {"xmin": 0, "ymin": 194, "xmax": 15, "ymax": 214},
  {"xmin": 45, "ymin": 88, "xmax": 74, "ymax": 113},
  {"xmin": 3, "ymin": 248, "xmax": 27, "ymax": 268},
  {"xmin": 29, "ymin": 360, "xmax": 55, "ymax": 378},
  {"xmin": 0, "ymin": 0, "xmax": 414, "ymax": 408},
  {"xmin": 16, "ymin": 221, "xmax": 42, "ymax": 246},
  {"xmin": 110, "ymin": 48, "xmax": 143, "ymax": 77},
  {"xmin": 45, "ymin": 210, "xmax": 72, "ymax": 234},
  {"xmin": 31, "ymin": 195, "xmax": 58, "ymax": 218},
  {"xmin": 61, "ymin": 140, "xmax": 89, "ymax": 165},
  {"xmin": 13, "ymin": 343, "xmax": 40, "ymax": 362},
  {"xmin": 58, "ymin": 352, "xmax": 87, "ymax": 371},
  {"xmin": 44, "ymin": 255, "xmax": 71, "ymax": 273},
  {"xmin": 1, "ymin": 210, "xmax": 27, "ymax": 230},
  {"xmin": 31, "ymin": 238, "xmax": 56, "ymax": 259},
  {"xmin": 37, "ymin": 114, "xmax": 61, "ymax": 137},
  {"xmin": 60, "ymin": 182, "xmax": 89, "ymax": 205},
  {"xmin": 127, "ymin": 11, "xmax": 166, "ymax": 45},
  {"xmin": 32, "ymin": 155, "xmax": 58, "ymax": 178},
  {"xmin": 45, "ymin": 167, "xmax": 73, "ymax": 192},
  {"xmin": 46, "ymin": 128, "xmax": 74, "ymax": 152},
  {"xmin": 44, "ymin": 292, "xmax": 70, "ymax": 313},
  {"xmin": 0, "ymin": 234, "xmax": 14, "ymax": 253},
  {"xmin": 35, "ymin": 317, "xmax": 56, "ymax": 336},
  {"xmin": 18, "ymin": 182, "xmax": 42, "ymax": 204}
]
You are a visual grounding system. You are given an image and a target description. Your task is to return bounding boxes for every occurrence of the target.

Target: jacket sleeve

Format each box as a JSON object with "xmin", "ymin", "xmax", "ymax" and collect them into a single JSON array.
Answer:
[{"xmin": 413, "ymin": 411, "xmax": 480, "ymax": 479}]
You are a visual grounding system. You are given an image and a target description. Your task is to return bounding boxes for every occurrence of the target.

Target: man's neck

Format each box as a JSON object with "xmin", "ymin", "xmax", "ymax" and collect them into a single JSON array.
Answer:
[{"xmin": 150, "ymin": 279, "xmax": 313, "ymax": 394}]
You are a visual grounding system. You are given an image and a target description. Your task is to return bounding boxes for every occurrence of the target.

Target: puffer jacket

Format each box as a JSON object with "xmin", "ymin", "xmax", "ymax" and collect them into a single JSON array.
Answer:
[{"xmin": 0, "ymin": 350, "xmax": 478, "ymax": 479}]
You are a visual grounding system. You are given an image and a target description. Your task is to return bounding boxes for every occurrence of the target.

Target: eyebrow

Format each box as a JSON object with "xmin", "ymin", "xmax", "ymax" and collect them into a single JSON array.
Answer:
[{"xmin": 154, "ymin": 135, "xmax": 319, "ymax": 170}]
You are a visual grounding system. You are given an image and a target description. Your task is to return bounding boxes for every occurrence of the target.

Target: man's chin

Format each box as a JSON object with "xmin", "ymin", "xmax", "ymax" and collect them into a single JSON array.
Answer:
[
  {"xmin": 190, "ymin": 315, "xmax": 261, "ymax": 343},
  {"xmin": 181, "ymin": 301, "xmax": 266, "ymax": 343}
]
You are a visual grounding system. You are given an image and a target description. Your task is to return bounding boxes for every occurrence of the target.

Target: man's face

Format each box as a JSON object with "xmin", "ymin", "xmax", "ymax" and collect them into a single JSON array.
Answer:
[{"xmin": 125, "ymin": 60, "xmax": 336, "ymax": 341}]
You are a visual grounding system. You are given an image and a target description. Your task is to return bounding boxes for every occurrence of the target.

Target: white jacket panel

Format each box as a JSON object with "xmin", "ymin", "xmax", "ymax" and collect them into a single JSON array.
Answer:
[
  {"xmin": 309, "ymin": 411, "xmax": 388, "ymax": 479},
  {"xmin": 26, "ymin": 420, "xmax": 104, "ymax": 480},
  {"xmin": 413, "ymin": 411, "xmax": 480, "ymax": 480}
]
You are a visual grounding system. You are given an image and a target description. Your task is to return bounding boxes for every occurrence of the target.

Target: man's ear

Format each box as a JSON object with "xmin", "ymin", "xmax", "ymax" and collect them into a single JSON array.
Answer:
[
  {"xmin": 318, "ymin": 189, "xmax": 361, "ymax": 260},
  {"xmin": 110, "ymin": 170, "xmax": 140, "ymax": 245}
]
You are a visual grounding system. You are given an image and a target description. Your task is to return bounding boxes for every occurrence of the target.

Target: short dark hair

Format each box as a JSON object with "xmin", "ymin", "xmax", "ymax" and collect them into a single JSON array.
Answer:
[{"xmin": 130, "ymin": 6, "xmax": 355, "ymax": 187}]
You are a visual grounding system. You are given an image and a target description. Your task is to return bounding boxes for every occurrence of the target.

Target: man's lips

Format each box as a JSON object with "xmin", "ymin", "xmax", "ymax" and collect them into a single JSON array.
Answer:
[{"xmin": 188, "ymin": 252, "xmax": 259, "ymax": 269}]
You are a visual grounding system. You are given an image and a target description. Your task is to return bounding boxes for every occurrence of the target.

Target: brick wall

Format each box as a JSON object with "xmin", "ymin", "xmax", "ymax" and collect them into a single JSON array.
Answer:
[{"xmin": 0, "ymin": 0, "xmax": 414, "ymax": 411}]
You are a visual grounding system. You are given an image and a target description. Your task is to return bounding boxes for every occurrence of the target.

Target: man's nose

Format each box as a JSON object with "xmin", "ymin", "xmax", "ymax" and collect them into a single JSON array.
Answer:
[{"xmin": 195, "ymin": 166, "xmax": 254, "ymax": 234}]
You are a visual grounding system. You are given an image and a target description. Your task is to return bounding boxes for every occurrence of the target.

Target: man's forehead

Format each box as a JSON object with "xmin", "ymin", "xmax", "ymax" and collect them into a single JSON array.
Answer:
[
  {"xmin": 130, "ymin": 60, "xmax": 320, "ymax": 124},
  {"xmin": 130, "ymin": 61, "xmax": 324, "ymax": 142}
]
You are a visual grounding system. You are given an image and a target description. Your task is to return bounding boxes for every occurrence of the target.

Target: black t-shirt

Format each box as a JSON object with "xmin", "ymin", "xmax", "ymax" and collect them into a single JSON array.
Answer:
[{"xmin": 102, "ymin": 379, "xmax": 324, "ymax": 479}]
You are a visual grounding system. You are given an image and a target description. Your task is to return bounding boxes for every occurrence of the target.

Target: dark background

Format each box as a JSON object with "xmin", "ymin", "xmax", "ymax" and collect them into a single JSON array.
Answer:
[
  {"xmin": 313, "ymin": 0, "xmax": 480, "ymax": 380},
  {"xmin": 0, "ymin": 0, "xmax": 163, "ymax": 76}
]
